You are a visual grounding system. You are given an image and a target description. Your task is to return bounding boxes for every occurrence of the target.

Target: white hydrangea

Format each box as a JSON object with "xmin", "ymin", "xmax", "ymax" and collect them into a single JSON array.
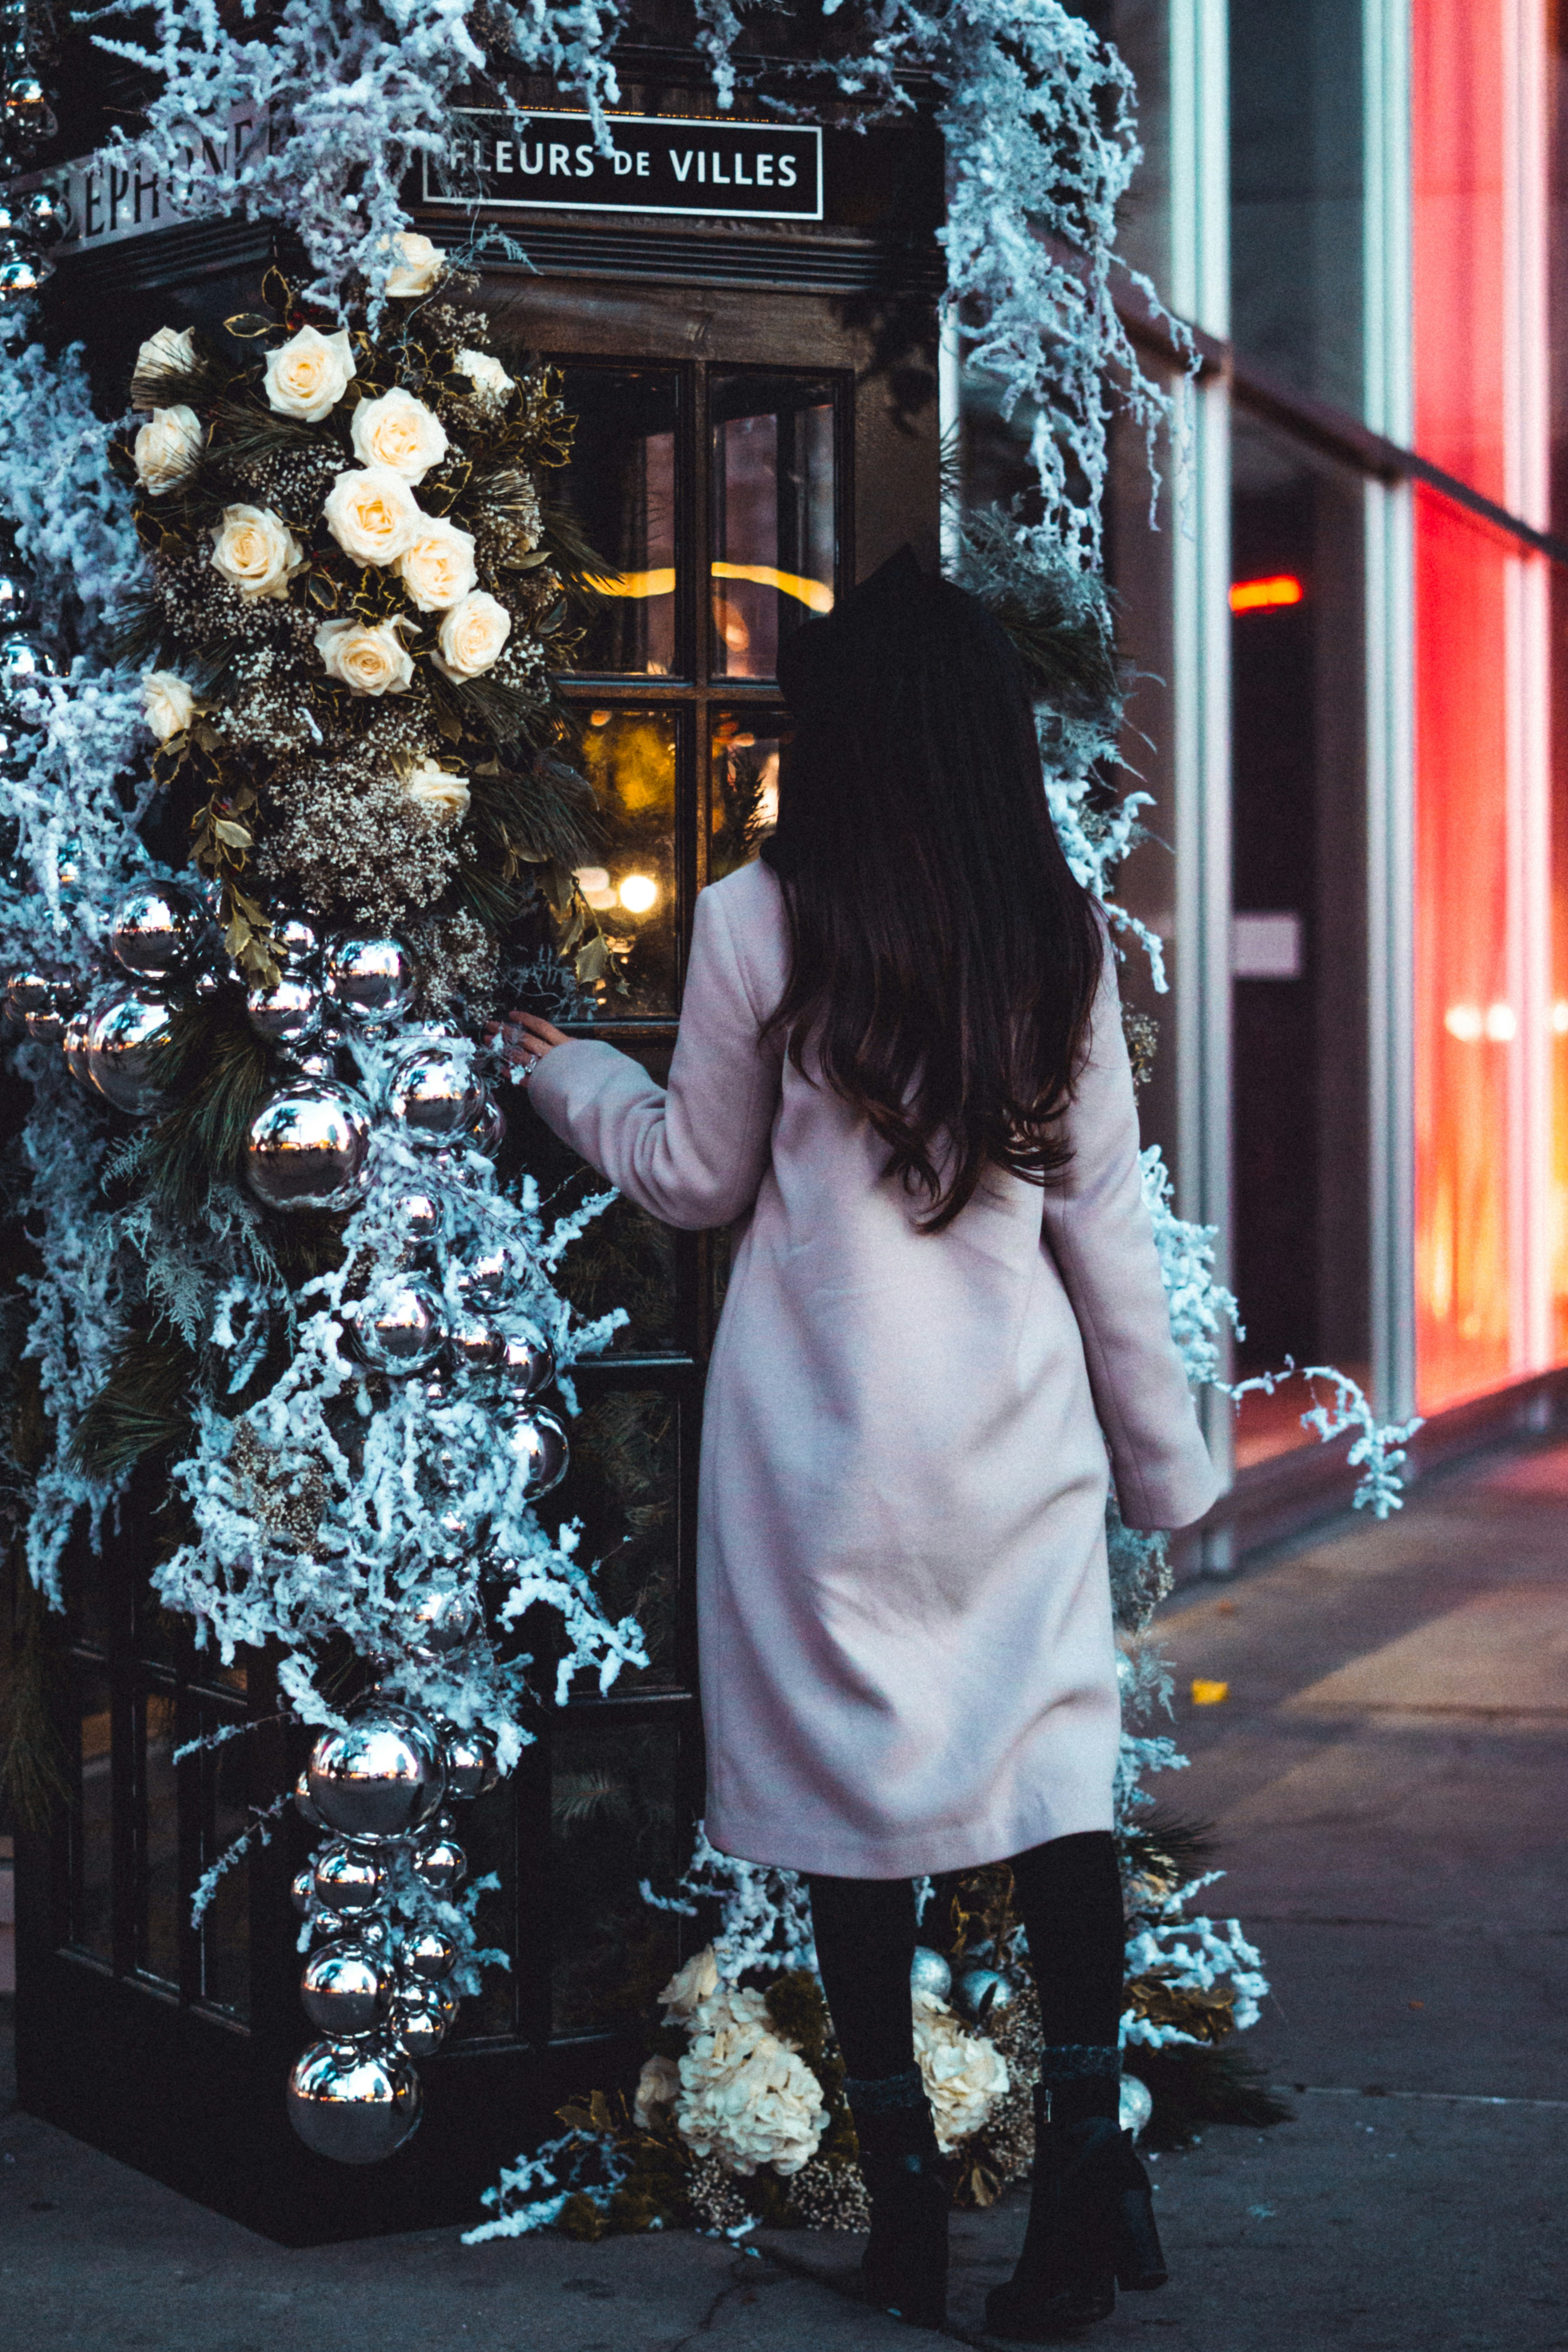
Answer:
[
  {"xmin": 673, "ymin": 1982, "xmax": 827, "ymax": 2178},
  {"xmin": 913, "ymin": 1990, "xmax": 1010, "ymax": 2151}
]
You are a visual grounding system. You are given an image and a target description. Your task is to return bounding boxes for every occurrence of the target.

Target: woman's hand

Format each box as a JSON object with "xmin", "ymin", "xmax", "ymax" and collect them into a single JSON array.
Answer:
[{"xmin": 490, "ymin": 1009, "xmax": 570, "ymax": 1075}]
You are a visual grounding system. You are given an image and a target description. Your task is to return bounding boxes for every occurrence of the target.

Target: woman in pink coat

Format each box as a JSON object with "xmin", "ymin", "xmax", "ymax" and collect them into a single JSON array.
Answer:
[{"xmin": 501, "ymin": 551, "xmax": 1217, "ymax": 2341}]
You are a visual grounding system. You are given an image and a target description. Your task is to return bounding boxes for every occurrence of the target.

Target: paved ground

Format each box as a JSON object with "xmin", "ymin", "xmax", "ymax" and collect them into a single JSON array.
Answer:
[{"xmin": 2, "ymin": 1437, "xmax": 1565, "ymax": 2349}]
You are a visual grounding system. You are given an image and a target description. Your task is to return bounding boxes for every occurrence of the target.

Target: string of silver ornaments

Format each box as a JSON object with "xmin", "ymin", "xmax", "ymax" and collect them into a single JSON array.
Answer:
[
  {"xmin": 8, "ymin": 872, "xmax": 574, "ymax": 2164},
  {"xmin": 0, "ymin": 0, "xmax": 67, "ymax": 299}
]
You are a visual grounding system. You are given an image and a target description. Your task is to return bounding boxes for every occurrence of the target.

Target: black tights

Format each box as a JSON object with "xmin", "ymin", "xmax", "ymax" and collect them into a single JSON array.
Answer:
[{"xmin": 808, "ymin": 1831, "xmax": 1124, "ymax": 2120}]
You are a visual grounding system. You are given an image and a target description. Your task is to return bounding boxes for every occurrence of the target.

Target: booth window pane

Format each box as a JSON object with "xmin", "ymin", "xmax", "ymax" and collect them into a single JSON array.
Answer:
[
  {"xmin": 556, "ymin": 1390, "xmax": 682, "ymax": 1687},
  {"xmin": 576, "ymin": 710, "xmax": 678, "ymax": 1014},
  {"xmin": 557, "ymin": 368, "xmax": 680, "ymax": 676},
  {"xmin": 1230, "ymin": 416, "xmax": 1369, "ymax": 1464},
  {"xmin": 711, "ymin": 710, "xmax": 785, "ymax": 880},
  {"xmin": 710, "ymin": 374, "xmax": 836, "ymax": 678},
  {"xmin": 138, "ymin": 1688, "xmax": 181, "ymax": 1987},
  {"xmin": 543, "ymin": 1045, "xmax": 681, "ymax": 1356},
  {"xmin": 1412, "ymin": 0, "xmax": 1510, "ymax": 500},
  {"xmin": 199, "ymin": 1719, "xmax": 250, "ymax": 2017},
  {"xmin": 72, "ymin": 1663, "xmax": 114, "ymax": 1963},
  {"xmin": 550, "ymin": 1714, "xmax": 683, "ymax": 2035}
]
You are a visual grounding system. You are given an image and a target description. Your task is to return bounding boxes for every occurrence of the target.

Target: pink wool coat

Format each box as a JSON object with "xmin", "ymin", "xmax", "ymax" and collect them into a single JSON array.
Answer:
[{"xmin": 528, "ymin": 858, "xmax": 1219, "ymax": 1878}]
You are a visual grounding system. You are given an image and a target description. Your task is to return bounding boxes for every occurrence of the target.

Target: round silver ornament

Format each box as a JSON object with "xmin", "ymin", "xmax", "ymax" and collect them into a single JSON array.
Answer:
[
  {"xmin": 407, "ymin": 1586, "xmax": 479, "ymax": 1657},
  {"xmin": 108, "ymin": 881, "xmax": 202, "ymax": 980},
  {"xmin": 86, "ymin": 987, "xmax": 176, "ymax": 1115},
  {"xmin": 244, "ymin": 1082, "xmax": 369, "ymax": 1213},
  {"xmin": 300, "ymin": 1939, "xmax": 393, "ymax": 2036},
  {"xmin": 454, "ymin": 1246, "xmax": 509, "ymax": 1297},
  {"xmin": 60, "ymin": 1006, "xmax": 94, "ymax": 1091},
  {"xmin": 294, "ymin": 1768, "xmax": 322, "ymax": 1826},
  {"xmin": 0, "ymin": 253, "xmax": 48, "ymax": 303},
  {"xmin": 52, "ymin": 837, "xmax": 85, "ymax": 892},
  {"xmin": 388, "ymin": 1042, "xmax": 484, "ymax": 1142},
  {"xmin": 323, "ymin": 935, "xmax": 414, "ymax": 1025},
  {"xmin": 24, "ymin": 996, "xmax": 69, "ymax": 1043},
  {"xmin": 291, "ymin": 1865, "xmax": 314, "ymax": 1917},
  {"xmin": 288, "ymin": 1048, "xmax": 338, "ymax": 1082},
  {"xmin": 1119, "ymin": 2074, "xmax": 1154, "ymax": 2140},
  {"xmin": 17, "ymin": 185, "xmax": 66, "ymax": 250},
  {"xmin": 909, "ymin": 1947, "xmax": 952, "ymax": 2001},
  {"xmin": 496, "ymin": 1330, "xmax": 555, "ymax": 1399},
  {"xmin": 0, "ymin": 566, "xmax": 36, "ymax": 629},
  {"xmin": 286, "ymin": 2038, "xmax": 421, "ymax": 2165},
  {"xmin": 447, "ymin": 1307, "xmax": 504, "ymax": 1372},
  {"xmin": 307, "ymin": 1705, "xmax": 447, "ymax": 1843},
  {"xmin": 467, "ymin": 1095, "xmax": 505, "ymax": 1156},
  {"xmin": 412, "ymin": 1832, "xmax": 467, "ymax": 1897},
  {"xmin": 503, "ymin": 1405, "xmax": 569, "ymax": 1500},
  {"xmin": 5, "ymin": 965, "xmax": 52, "ymax": 1014},
  {"xmin": 4, "ymin": 76, "xmax": 58, "ymax": 149},
  {"xmin": 246, "ymin": 973, "xmax": 322, "ymax": 1046},
  {"xmin": 401, "ymin": 1925, "xmax": 457, "ymax": 1983},
  {"xmin": 0, "ymin": 632, "xmax": 54, "ymax": 696},
  {"xmin": 442, "ymin": 1726, "xmax": 499, "ymax": 1802},
  {"xmin": 349, "ymin": 1274, "xmax": 447, "ymax": 1375},
  {"xmin": 272, "ymin": 915, "xmax": 319, "ymax": 969},
  {"xmin": 312, "ymin": 1841, "xmax": 386, "ymax": 1915},
  {"xmin": 395, "ymin": 1188, "xmax": 440, "ymax": 1244},
  {"xmin": 954, "ymin": 1967, "xmax": 1013, "ymax": 2025},
  {"xmin": 388, "ymin": 1979, "xmax": 458, "ymax": 2061}
]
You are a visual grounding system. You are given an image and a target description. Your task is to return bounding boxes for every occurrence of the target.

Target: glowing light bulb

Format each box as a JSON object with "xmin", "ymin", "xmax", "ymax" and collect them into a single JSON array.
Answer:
[
  {"xmin": 1484, "ymin": 1002, "xmax": 1517, "ymax": 1041},
  {"xmin": 574, "ymin": 865, "xmax": 616, "ymax": 910},
  {"xmin": 1444, "ymin": 1004, "xmax": 1484, "ymax": 1042},
  {"xmin": 1552, "ymin": 1001, "xmax": 1568, "ymax": 1035},
  {"xmin": 618, "ymin": 875, "xmax": 658, "ymax": 915}
]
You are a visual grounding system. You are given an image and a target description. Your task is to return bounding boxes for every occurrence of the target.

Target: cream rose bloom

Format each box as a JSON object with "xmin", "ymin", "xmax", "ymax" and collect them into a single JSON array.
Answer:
[
  {"xmin": 209, "ymin": 504, "xmax": 306, "ymax": 603},
  {"xmin": 396, "ymin": 517, "xmax": 477, "ymax": 614},
  {"xmin": 350, "ymin": 387, "xmax": 449, "ymax": 484},
  {"xmin": 404, "ymin": 759, "xmax": 470, "ymax": 825},
  {"xmin": 912, "ymin": 1991, "xmax": 1010, "ymax": 2152},
  {"xmin": 673, "ymin": 1985, "xmax": 827, "ymax": 2178},
  {"xmin": 131, "ymin": 327, "xmax": 197, "ymax": 408},
  {"xmin": 263, "ymin": 324, "xmax": 356, "ymax": 423},
  {"xmin": 143, "ymin": 671, "xmax": 195, "ymax": 741},
  {"xmin": 323, "ymin": 466, "xmax": 421, "ymax": 566},
  {"xmin": 315, "ymin": 617, "xmax": 415, "ymax": 697},
  {"xmin": 633, "ymin": 2054, "xmax": 682, "ymax": 2131},
  {"xmin": 383, "ymin": 230, "xmax": 442, "ymax": 298},
  {"xmin": 134, "ymin": 405, "xmax": 203, "ymax": 496},
  {"xmin": 433, "ymin": 589, "xmax": 511, "ymax": 681},
  {"xmin": 659, "ymin": 1946, "xmax": 721, "ymax": 2021},
  {"xmin": 456, "ymin": 348, "xmax": 514, "ymax": 403}
]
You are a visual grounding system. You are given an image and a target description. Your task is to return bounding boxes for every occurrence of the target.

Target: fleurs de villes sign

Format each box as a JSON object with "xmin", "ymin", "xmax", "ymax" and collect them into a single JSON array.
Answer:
[{"xmin": 424, "ymin": 111, "xmax": 824, "ymax": 222}]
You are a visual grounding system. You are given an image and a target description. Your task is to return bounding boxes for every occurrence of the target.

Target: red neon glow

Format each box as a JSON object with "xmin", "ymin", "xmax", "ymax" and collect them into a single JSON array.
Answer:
[{"xmin": 1228, "ymin": 574, "xmax": 1304, "ymax": 614}]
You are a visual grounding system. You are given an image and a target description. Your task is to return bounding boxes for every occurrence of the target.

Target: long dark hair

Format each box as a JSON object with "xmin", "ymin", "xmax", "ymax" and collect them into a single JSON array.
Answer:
[{"xmin": 761, "ymin": 549, "xmax": 1104, "ymax": 1233}]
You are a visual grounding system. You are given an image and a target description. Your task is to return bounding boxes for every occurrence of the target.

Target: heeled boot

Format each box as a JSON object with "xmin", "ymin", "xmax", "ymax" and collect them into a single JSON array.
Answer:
[
  {"xmin": 845, "ymin": 2068, "xmax": 951, "ymax": 2331},
  {"xmin": 984, "ymin": 2087, "xmax": 1167, "ymax": 2342}
]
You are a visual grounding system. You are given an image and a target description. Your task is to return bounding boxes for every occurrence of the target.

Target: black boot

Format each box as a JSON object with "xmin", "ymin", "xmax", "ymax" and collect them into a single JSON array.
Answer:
[
  {"xmin": 846, "ymin": 2068, "xmax": 951, "ymax": 2331},
  {"xmin": 984, "ymin": 2088, "xmax": 1167, "ymax": 2342}
]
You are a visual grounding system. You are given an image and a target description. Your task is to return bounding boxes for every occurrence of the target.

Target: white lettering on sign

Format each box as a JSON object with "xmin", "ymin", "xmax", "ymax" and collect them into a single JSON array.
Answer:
[
  {"xmin": 8, "ymin": 106, "xmax": 270, "ymax": 254},
  {"xmin": 425, "ymin": 108, "xmax": 824, "ymax": 222}
]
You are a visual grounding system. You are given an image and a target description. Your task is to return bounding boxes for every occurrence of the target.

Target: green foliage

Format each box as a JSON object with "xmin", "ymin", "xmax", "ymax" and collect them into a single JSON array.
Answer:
[
  {"xmin": 70, "ymin": 1324, "xmax": 195, "ymax": 1481},
  {"xmin": 138, "ymin": 997, "xmax": 275, "ymax": 1222},
  {"xmin": 0, "ymin": 1534, "xmax": 68, "ymax": 1830},
  {"xmin": 954, "ymin": 506, "xmax": 1121, "ymax": 734},
  {"xmin": 1125, "ymin": 2041, "xmax": 1293, "ymax": 2151}
]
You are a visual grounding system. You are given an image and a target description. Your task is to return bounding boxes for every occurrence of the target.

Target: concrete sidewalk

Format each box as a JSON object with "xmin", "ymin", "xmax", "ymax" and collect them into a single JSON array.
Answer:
[{"xmin": 2, "ymin": 1438, "xmax": 1565, "ymax": 2350}]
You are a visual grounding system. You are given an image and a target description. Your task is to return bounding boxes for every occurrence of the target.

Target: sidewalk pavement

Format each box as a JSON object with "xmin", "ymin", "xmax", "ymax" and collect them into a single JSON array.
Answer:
[{"xmin": 2, "ymin": 1437, "xmax": 1565, "ymax": 2351}]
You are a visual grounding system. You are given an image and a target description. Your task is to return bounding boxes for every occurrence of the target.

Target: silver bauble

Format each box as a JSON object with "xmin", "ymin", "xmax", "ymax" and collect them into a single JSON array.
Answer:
[
  {"xmin": 24, "ymin": 1001, "xmax": 66, "ymax": 1043},
  {"xmin": 286, "ymin": 2038, "xmax": 421, "ymax": 2165},
  {"xmin": 60, "ymin": 1006, "xmax": 94, "ymax": 1091},
  {"xmin": 388, "ymin": 1042, "xmax": 484, "ymax": 1142},
  {"xmin": 246, "ymin": 973, "xmax": 322, "ymax": 1045},
  {"xmin": 496, "ymin": 1330, "xmax": 555, "ymax": 1398},
  {"xmin": 395, "ymin": 1188, "xmax": 440, "ymax": 1244},
  {"xmin": 412, "ymin": 1832, "xmax": 467, "ymax": 1896},
  {"xmin": 18, "ymin": 185, "xmax": 67, "ymax": 249},
  {"xmin": 6, "ymin": 965, "xmax": 52, "ymax": 1014},
  {"xmin": 245, "ymin": 1082, "xmax": 369, "ymax": 1213},
  {"xmin": 294, "ymin": 1767, "xmax": 323, "ymax": 1826},
  {"xmin": 0, "ymin": 566, "xmax": 36, "ymax": 629},
  {"xmin": 468, "ymin": 1095, "xmax": 505, "ymax": 1156},
  {"xmin": 307, "ymin": 1705, "xmax": 446, "ymax": 1843},
  {"xmin": 0, "ymin": 632, "xmax": 54, "ymax": 695},
  {"xmin": 323, "ymin": 935, "xmax": 414, "ymax": 1025},
  {"xmin": 388, "ymin": 1979, "xmax": 458, "ymax": 2060},
  {"xmin": 0, "ymin": 253, "xmax": 49, "ymax": 303},
  {"xmin": 273, "ymin": 915, "xmax": 319, "ymax": 969},
  {"xmin": 289, "ymin": 1048, "xmax": 338, "ymax": 1082},
  {"xmin": 407, "ymin": 1586, "xmax": 478, "ymax": 1657},
  {"xmin": 350, "ymin": 1274, "xmax": 447, "ymax": 1374},
  {"xmin": 86, "ymin": 987, "xmax": 177, "ymax": 1115},
  {"xmin": 291, "ymin": 1865, "xmax": 315, "ymax": 1917},
  {"xmin": 312, "ymin": 1841, "xmax": 386, "ymax": 1915},
  {"xmin": 108, "ymin": 881, "xmax": 202, "ymax": 980},
  {"xmin": 300, "ymin": 1939, "xmax": 393, "ymax": 2036},
  {"xmin": 1119, "ymin": 2074, "xmax": 1154, "ymax": 2140},
  {"xmin": 954, "ymin": 1967, "xmax": 1013, "ymax": 2025},
  {"xmin": 4, "ymin": 78, "xmax": 58, "ymax": 149},
  {"xmin": 909, "ymin": 1946, "xmax": 952, "ymax": 2001},
  {"xmin": 448, "ymin": 1307, "xmax": 504, "ymax": 1372},
  {"xmin": 401, "ymin": 1925, "xmax": 457, "ymax": 1983},
  {"xmin": 52, "ymin": 836, "xmax": 85, "ymax": 892},
  {"xmin": 442, "ymin": 1726, "xmax": 499, "ymax": 1802},
  {"xmin": 454, "ymin": 1245, "xmax": 509, "ymax": 1297},
  {"xmin": 503, "ymin": 1405, "xmax": 569, "ymax": 1499}
]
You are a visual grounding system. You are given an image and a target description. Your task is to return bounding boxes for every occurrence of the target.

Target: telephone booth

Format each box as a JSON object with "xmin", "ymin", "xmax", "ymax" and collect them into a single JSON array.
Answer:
[{"xmin": 13, "ymin": 45, "xmax": 942, "ymax": 2243}]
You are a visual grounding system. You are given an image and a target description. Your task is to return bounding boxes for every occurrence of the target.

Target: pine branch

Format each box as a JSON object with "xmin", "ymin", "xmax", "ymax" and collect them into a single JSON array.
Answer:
[{"xmin": 70, "ymin": 1325, "xmax": 195, "ymax": 1480}]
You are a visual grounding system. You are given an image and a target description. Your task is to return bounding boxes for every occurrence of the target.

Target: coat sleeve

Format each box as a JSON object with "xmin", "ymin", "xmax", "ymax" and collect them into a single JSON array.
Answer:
[
  {"xmin": 1042, "ymin": 943, "xmax": 1221, "ymax": 1533},
  {"xmin": 525, "ymin": 881, "xmax": 783, "ymax": 1231}
]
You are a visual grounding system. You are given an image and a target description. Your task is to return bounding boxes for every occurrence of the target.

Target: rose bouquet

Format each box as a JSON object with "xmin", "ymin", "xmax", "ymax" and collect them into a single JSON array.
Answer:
[{"xmin": 120, "ymin": 236, "xmax": 606, "ymax": 1008}]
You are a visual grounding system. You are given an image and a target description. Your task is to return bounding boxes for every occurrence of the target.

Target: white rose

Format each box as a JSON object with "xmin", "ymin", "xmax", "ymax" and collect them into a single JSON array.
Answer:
[
  {"xmin": 659, "ymin": 1945, "xmax": 722, "ymax": 2021},
  {"xmin": 263, "ymin": 324, "xmax": 356, "ymax": 423},
  {"xmin": 382, "ymin": 231, "xmax": 443, "ymax": 298},
  {"xmin": 315, "ymin": 617, "xmax": 415, "ymax": 697},
  {"xmin": 404, "ymin": 758, "xmax": 470, "ymax": 825},
  {"xmin": 433, "ymin": 589, "xmax": 511, "ymax": 681},
  {"xmin": 396, "ymin": 517, "xmax": 477, "ymax": 614},
  {"xmin": 456, "ymin": 348, "xmax": 514, "ymax": 403},
  {"xmin": 143, "ymin": 671, "xmax": 195, "ymax": 741},
  {"xmin": 350, "ymin": 387, "xmax": 449, "ymax": 484},
  {"xmin": 134, "ymin": 405, "xmax": 203, "ymax": 496},
  {"xmin": 209, "ymin": 503, "xmax": 306, "ymax": 603},
  {"xmin": 131, "ymin": 326, "xmax": 197, "ymax": 408},
  {"xmin": 633, "ymin": 2054, "xmax": 682, "ymax": 2131},
  {"xmin": 912, "ymin": 1991, "xmax": 1010, "ymax": 2151},
  {"xmin": 323, "ymin": 466, "xmax": 421, "ymax": 566}
]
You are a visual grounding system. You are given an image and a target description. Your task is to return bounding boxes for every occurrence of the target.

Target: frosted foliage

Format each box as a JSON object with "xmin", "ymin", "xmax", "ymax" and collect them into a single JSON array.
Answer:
[{"xmin": 640, "ymin": 1821, "xmax": 818, "ymax": 1982}]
